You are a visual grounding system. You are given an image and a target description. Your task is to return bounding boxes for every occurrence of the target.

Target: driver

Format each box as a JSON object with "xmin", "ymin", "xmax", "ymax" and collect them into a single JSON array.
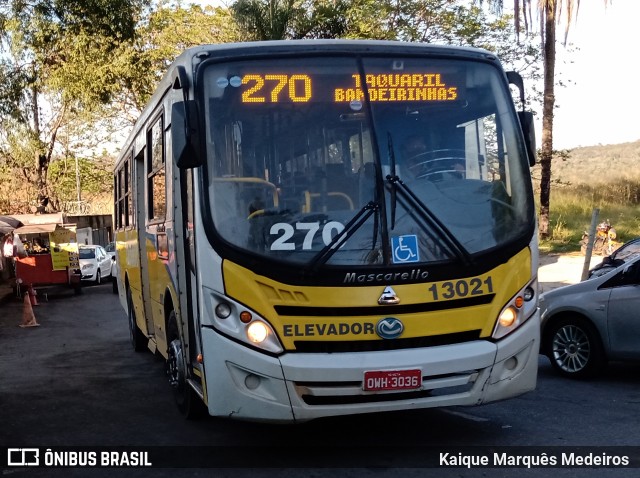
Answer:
[{"xmin": 400, "ymin": 134, "xmax": 429, "ymax": 179}]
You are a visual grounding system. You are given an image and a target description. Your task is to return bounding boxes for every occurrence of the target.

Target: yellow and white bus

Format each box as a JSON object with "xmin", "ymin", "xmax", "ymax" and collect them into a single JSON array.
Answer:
[{"xmin": 113, "ymin": 40, "xmax": 539, "ymax": 423}]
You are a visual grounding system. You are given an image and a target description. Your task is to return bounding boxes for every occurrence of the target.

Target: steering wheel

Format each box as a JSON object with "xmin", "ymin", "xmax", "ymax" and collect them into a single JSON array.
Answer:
[
  {"xmin": 247, "ymin": 209, "xmax": 265, "ymax": 220},
  {"xmin": 408, "ymin": 149, "xmax": 467, "ymax": 180}
]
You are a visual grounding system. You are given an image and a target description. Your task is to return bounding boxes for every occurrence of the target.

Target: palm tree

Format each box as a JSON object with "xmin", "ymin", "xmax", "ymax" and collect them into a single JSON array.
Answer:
[
  {"xmin": 231, "ymin": 0, "xmax": 348, "ymax": 40},
  {"xmin": 483, "ymin": 0, "xmax": 610, "ymax": 237},
  {"xmin": 231, "ymin": 0, "xmax": 298, "ymax": 40}
]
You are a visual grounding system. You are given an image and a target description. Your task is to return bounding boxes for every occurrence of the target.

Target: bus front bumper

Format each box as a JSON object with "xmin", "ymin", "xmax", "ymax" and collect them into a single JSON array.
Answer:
[{"xmin": 201, "ymin": 311, "xmax": 539, "ymax": 423}]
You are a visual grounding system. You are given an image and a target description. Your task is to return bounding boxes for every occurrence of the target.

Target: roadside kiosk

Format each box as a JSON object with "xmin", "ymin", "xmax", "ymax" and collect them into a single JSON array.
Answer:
[{"xmin": 12, "ymin": 213, "xmax": 82, "ymax": 296}]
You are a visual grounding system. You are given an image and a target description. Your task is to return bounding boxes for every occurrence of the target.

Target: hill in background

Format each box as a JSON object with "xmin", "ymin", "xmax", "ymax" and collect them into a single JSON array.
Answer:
[
  {"xmin": 532, "ymin": 139, "xmax": 640, "ymax": 251},
  {"xmin": 544, "ymin": 140, "xmax": 640, "ymax": 185}
]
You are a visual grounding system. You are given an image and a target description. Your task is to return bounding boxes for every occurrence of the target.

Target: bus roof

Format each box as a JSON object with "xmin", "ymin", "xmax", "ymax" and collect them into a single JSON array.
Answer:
[{"xmin": 172, "ymin": 39, "xmax": 495, "ymax": 64}]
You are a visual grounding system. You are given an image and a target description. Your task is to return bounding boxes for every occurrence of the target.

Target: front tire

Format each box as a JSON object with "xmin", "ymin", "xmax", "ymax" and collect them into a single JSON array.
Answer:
[
  {"xmin": 167, "ymin": 311, "xmax": 205, "ymax": 419},
  {"xmin": 546, "ymin": 317, "xmax": 605, "ymax": 378},
  {"xmin": 95, "ymin": 270, "xmax": 102, "ymax": 285}
]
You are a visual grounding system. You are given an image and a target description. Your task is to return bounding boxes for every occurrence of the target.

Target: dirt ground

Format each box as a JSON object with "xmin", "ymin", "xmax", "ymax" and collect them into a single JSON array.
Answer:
[{"xmin": 538, "ymin": 252, "xmax": 603, "ymax": 293}]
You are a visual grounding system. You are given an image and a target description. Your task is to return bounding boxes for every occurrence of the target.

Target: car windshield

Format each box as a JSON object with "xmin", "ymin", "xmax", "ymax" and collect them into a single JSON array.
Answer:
[
  {"xmin": 202, "ymin": 55, "xmax": 532, "ymax": 267},
  {"xmin": 613, "ymin": 240, "xmax": 640, "ymax": 261},
  {"xmin": 79, "ymin": 248, "xmax": 96, "ymax": 259}
]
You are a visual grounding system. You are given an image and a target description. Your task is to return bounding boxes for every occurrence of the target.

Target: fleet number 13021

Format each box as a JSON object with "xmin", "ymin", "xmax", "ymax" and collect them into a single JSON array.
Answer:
[{"xmin": 427, "ymin": 276, "xmax": 494, "ymax": 301}]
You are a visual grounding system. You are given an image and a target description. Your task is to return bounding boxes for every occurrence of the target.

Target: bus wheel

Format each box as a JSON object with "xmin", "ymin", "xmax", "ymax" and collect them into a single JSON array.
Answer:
[
  {"xmin": 127, "ymin": 288, "xmax": 147, "ymax": 352},
  {"xmin": 167, "ymin": 311, "xmax": 205, "ymax": 419}
]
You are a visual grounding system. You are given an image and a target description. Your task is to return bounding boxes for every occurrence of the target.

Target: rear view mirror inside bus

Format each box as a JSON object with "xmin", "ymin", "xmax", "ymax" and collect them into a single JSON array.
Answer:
[{"xmin": 172, "ymin": 100, "xmax": 203, "ymax": 169}]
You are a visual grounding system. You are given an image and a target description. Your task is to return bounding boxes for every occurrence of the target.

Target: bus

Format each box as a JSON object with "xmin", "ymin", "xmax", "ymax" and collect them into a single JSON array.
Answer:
[{"xmin": 113, "ymin": 40, "xmax": 539, "ymax": 423}]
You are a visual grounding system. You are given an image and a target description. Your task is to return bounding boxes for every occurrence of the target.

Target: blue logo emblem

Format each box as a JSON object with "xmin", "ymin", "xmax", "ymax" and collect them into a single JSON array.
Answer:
[
  {"xmin": 376, "ymin": 317, "xmax": 404, "ymax": 339},
  {"xmin": 391, "ymin": 235, "xmax": 419, "ymax": 264}
]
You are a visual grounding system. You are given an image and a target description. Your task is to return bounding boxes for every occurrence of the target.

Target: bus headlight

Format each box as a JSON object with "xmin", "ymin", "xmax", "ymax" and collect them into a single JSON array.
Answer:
[
  {"xmin": 247, "ymin": 321, "xmax": 269, "ymax": 343},
  {"xmin": 205, "ymin": 292, "xmax": 284, "ymax": 354},
  {"xmin": 492, "ymin": 280, "xmax": 537, "ymax": 340},
  {"xmin": 498, "ymin": 306, "xmax": 517, "ymax": 327}
]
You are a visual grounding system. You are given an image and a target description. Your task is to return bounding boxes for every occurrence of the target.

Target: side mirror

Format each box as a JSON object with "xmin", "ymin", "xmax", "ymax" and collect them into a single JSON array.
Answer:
[
  {"xmin": 507, "ymin": 71, "xmax": 537, "ymax": 167},
  {"xmin": 518, "ymin": 111, "xmax": 537, "ymax": 166},
  {"xmin": 172, "ymin": 101, "xmax": 203, "ymax": 169}
]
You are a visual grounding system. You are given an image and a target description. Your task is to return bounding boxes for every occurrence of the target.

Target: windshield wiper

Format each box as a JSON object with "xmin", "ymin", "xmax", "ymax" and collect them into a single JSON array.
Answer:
[
  {"xmin": 387, "ymin": 132, "xmax": 398, "ymax": 229},
  {"xmin": 309, "ymin": 201, "xmax": 380, "ymax": 271},
  {"xmin": 385, "ymin": 174, "xmax": 474, "ymax": 267}
]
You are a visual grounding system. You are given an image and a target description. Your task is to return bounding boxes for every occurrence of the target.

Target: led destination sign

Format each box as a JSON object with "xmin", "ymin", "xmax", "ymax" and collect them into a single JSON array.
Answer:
[
  {"xmin": 334, "ymin": 73, "xmax": 458, "ymax": 103},
  {"xmin": 235, "ymin": 72, "xmax": 459, "ymax": 104}
]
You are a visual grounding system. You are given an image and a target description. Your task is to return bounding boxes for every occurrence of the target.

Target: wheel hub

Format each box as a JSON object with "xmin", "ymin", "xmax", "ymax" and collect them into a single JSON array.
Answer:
[
  {"xmin": 566, "ymin": 342, "xmax": 579, "ymax": 355},
  {"xmin": 552, "ymin": 324, "xmax": 590, "ymax": 374},
  {"xmin": 167, "ymin": 339, "xmax": 184, "ymax": 389}
]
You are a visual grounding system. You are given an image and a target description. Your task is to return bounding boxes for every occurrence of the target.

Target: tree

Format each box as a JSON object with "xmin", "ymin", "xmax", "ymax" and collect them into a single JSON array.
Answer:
[
  {"xmin": 230, "ymin": 0, "xmax": 349, "ymax": 40},
  {"xmin": 481, "ymin": 0, "xmax": 611, "ymax": 237},
  {"xmin": 0, "ymin": 1, "xmax": 243, "ymax": 213},
  {"xmin": 115, "ymin": 2, "xmax": 240, "ymax": 115},
  {"xmin": 0, "ymin": 0, "xmax": 146, "ymax": 213}
]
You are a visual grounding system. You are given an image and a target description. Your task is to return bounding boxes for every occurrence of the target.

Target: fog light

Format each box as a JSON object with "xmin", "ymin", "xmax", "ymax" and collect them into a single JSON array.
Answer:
[
  {"xmin": 247, "ymin": 321, "xmax": 269, "ymax": 343},
  {"xmin": 523, "ymin": 286, "xmax": 535, "ymax": 301},
  {"xmin": 498, "ymin": 306, "xmax": 517, "ymax": 327},
  {"xmin": 504, "ymin": 357, "xmax": 517, "ymax": 371},
  {"xmin": 215, "ymin": 302, "xmax": 231, "ymax": 319},
  {"xmin": 245, "ymin": 374, "xmax": 261, "ymax": 390}
]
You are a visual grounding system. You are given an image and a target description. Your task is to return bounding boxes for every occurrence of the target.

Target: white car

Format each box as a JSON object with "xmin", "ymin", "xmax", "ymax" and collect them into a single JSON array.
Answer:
[
  {"xmin": 104, "ymin": 241, "xmax": 116, "ymax": 261},
  {"xmin": 78, "ymin": 245, "xmax": 112, "ymax": 284},
  {"xmin": 540, "ymin": 253, "xmax": 640, "ymax": 378}
]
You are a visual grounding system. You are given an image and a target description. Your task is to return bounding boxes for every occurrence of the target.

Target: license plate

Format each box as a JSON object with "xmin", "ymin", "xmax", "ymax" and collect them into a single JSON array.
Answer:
[{"xmin": 363, "ymin": 369, "xmax": 422, "ymax": 392}]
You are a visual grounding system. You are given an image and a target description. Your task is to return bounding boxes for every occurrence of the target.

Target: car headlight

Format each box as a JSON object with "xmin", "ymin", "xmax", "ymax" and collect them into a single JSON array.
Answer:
[
  {"xmin": 492, "ymin": 279, "xmax": 538, "ymax": 339},
  {"xmin": 82, "ymin": 264, "xmax": 94, "ymax": 271},
  {"xmin": 205, "ymin": 291, "xmax": 283, "ymax": 354}
]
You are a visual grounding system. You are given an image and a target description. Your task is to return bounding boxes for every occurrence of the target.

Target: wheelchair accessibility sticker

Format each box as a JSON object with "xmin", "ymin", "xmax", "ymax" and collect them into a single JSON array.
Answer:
[{"xmin": 391, "ymin": 235, "xmax": 419, "ymax": 264}]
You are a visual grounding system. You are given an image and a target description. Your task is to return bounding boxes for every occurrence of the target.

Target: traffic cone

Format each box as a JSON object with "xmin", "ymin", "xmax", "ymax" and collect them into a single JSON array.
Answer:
[
  {"xmin": 28, "ymin": 285, "xmax": 38, "ymax": 306},
  {"xmin": 19, "ymin": 293, "xmax": 40, "ymax": 328}
]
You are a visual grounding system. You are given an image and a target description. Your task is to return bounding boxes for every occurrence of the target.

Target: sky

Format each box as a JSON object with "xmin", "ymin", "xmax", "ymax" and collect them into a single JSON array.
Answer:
[
  {"xmin": 552, "ymin": 0, "xmax": 640, "ymax": 149},
  {"xmin": 191, "ymin": 0, "xmax": 639, "ymax": 149}
]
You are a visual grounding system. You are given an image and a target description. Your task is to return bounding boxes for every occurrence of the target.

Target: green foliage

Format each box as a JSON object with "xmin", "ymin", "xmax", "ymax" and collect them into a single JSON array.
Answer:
[
  {"xmin": 48, "ymin": 155, "xmax": 113, "ymax": 201},
  {"xmin": 540, "ymin": 188, "xmax": 640, "ymax": 253},
  {"xmin": 231, "ymin": 0, "xmax": 348, "ymax": 40},
  {"xmin": 538, "ymin": 141, "xmax": 640, "ymax": 253},
  {"xmin": 0, "ymin": 0, "xmax": 147, "ymax": 209},
  {"xmin": 127, "ymin": 3, "xmax": 240, "ymax": 107}
]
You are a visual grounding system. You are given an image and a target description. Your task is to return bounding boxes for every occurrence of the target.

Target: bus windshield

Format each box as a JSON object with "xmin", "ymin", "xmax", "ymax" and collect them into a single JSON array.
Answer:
[{"xmin": 202, "ymin": 55, "xmax": 532, "ymax": 267}]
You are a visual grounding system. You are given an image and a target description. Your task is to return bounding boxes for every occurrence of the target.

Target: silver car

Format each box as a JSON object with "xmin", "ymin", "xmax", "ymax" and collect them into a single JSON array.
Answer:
[{"xmin": 540, "ymin": 254, "xmax": 640, "ymax": 378}]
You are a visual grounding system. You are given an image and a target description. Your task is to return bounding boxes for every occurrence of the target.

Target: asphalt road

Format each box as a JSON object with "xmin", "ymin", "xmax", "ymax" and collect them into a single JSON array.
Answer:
[{"xmin": 1, "ymin": 281, "xmax": 639, "ymax": 478}]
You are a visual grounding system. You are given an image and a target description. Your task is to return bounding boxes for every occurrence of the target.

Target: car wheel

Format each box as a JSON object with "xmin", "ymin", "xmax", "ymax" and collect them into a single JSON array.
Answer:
[
  {"xmin": 167, "ymin": 311, "xmax": 205, "ymax": 419},
  {"xmin": 127, "ymin": 288, "xmax": 147, "ymax": 352},
  {"xmin": 112, "ymin": 277, "xmax": 118, "ymax": 294},
  {"xmin": 95, "ymin": 270, "xmax": 101, "ymax": 285},
  {"xmin": 547, "ymin": 317, "xmax": 605, "ymax": 378}
]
